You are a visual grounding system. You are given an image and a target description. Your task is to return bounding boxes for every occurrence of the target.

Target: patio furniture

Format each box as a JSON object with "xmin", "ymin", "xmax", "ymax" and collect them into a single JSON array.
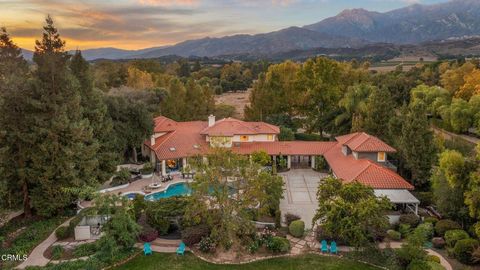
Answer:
[
  {"xmin": 144, "ymin": 243, "xmax": 152, "ymax": 256},
  {"xmin": 330, "ymin": 241, "xmax": 337, "ymax": 254},
  {"xmin": 320, "ymin": 240, "xmax": 328, "ymax": 253},
  {"xmin": 176, "ymin": 242, "xmax": 186, "ymax": 255},
  {"xmin": 162, "ymin": 175, "xmax": 173, "ymax": 182}
]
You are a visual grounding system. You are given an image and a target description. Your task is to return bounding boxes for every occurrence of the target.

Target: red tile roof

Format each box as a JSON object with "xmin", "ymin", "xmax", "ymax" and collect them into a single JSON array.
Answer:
[
  {"xmin": 232, "ymin": 141, "xmax": 337, "ymax": 156},
  {"xmin": 201, "ymin": 118, "xmax": 280, "ymax": 136},
  {"xmin": 336, "ymin": 132, "xmax": 396, "ymax": 153},
  {"xmin": 145, "ymin": 117, "xmax": 413, "ymax": 191},
  {"xmin": 145, "ymin": 120, "xmax": 210, "ymax": 160},
  {"xmin": 153, "ymin": 116, "xmax": 178, "ymax": 133},
  {"xmin": 323, "ymin": 142, "xmax": 413, "ymax": 190}
]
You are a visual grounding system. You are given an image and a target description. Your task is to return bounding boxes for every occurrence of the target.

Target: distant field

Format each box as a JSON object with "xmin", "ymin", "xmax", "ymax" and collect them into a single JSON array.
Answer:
[{"xmin": 215, "ymin": 89, "xmax": 250, "ymax": 119}]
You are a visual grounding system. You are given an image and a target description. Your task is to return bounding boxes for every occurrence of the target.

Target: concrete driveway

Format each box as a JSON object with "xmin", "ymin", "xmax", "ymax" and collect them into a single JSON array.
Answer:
[{"xmin": 279, "ymin": 169, "xmax": 328, "ymax": 229}]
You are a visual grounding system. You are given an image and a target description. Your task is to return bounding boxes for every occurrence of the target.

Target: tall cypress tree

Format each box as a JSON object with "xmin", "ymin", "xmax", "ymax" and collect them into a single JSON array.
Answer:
[
  {"xmin": 397, "ymin": 103, "xmax": 438, "ymax": 188},
  {"xmin": 28, "ymin": 16, "xmax": 98, "ymax": 216},
  {"xmin": 0, "ymin": 27, "xmax": 33, "ymax": 216},
  {"xmin": 70, "ymin": 50, "xmax": 118, "ymax": 181},
  {"xmin": 355, "ymin": 87, "xmax": 395, "ymax": 140}
]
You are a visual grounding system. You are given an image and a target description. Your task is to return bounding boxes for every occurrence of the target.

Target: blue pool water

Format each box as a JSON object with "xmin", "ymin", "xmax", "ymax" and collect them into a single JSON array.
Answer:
[
  {"xmin": 142, "ymin": 182, "xmax": 236, "ymax": 201},
  {"xmin": 144, "ymin": 182, "xmax": 191, "ymax": 200}
]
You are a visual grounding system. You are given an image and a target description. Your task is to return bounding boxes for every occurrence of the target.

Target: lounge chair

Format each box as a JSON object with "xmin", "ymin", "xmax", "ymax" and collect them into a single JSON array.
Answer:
[
  {"xmin": 176, "ymin": 241, "xmax": 186, "ymax": 255},
  {"xmin": 320, "ymin": 240, "xmax": 328, "ymax": 253},
  {"xmin": 144, "ymin": 242, "xmax": 152, "ymax": 256},
  {"xmin": 330, "ymin": 241, "xmax": 337, "ymax": 254}
]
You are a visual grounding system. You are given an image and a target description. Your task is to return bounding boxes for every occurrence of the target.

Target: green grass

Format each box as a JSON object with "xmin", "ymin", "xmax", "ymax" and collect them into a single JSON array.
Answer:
[{"xmin": 114, "ymin": 252, "xmax": 380, "ymax": 270}]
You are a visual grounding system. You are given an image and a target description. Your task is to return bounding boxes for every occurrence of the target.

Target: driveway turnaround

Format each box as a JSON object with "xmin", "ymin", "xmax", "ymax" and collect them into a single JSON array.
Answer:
[{"xmin": 279, "ymin": 169, "xmax": 327, "ymax": 229}]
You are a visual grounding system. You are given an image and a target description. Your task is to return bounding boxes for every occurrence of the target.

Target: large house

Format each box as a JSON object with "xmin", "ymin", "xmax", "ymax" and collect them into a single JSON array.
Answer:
[{"xmin": 143, "ymin": 115, "xmax": 419, "ymax": 217}]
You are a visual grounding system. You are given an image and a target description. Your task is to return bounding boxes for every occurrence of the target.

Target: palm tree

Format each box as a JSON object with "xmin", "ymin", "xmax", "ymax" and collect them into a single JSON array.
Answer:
[{"xmin": 335, "ymin": 83, "xmax": 375, "ymax": 132}]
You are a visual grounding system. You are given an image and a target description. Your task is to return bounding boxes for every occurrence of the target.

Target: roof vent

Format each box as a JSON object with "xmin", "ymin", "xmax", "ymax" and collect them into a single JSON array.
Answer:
[
  {"xmin": 169, "ymin": 147, "xmax": 176, "ymax": 152},
  {"xmin": 193, "ymin": 144, "xmax": 200, "ymax": 149}
]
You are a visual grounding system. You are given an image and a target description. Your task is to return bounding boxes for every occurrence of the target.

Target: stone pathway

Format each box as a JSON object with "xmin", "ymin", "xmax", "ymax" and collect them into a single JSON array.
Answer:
[
  {"xmin": 287, "ymin": 231, "xmax": 317, "ymax": 255},
  {"xmin": 16, "ymin": 217, "xmax": 74, "ymax": 269}
]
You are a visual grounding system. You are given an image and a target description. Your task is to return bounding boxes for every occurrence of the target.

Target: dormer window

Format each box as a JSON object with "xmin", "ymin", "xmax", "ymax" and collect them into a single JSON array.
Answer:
[{"xmin": 378, "ymin": 152, "xmax": 386, "ymax": 162}]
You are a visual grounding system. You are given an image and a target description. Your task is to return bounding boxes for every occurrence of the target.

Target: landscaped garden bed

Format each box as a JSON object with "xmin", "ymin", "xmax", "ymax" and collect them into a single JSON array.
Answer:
[
  {"xmin": 113, "ymin": 253, "xmax": 381, "ymax": 270},
  {"xmin": 0, "ymin": 215, "xmax": 67, "ymax": 269}
]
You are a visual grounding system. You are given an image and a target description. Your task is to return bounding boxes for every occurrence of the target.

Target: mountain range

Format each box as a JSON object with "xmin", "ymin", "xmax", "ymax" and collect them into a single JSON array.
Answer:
[{"xmin": 21, "ymin": 0, "xmax": 480, "ymax": 60}]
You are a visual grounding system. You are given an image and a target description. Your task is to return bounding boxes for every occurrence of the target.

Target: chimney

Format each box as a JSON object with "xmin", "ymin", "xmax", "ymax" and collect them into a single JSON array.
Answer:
[
  {"xmin": 150, "ymin": 135, "xmax": 155, "ymax": 146},
  {"xmin": 208, "ymin": 115, "xmax": 215, "ymax": 127}
]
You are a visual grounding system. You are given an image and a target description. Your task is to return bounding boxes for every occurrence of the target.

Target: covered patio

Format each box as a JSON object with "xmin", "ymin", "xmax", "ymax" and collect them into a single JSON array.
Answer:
[{"xmin": 374, "ymin": 189, "xmax": 420, "ymax": 224}]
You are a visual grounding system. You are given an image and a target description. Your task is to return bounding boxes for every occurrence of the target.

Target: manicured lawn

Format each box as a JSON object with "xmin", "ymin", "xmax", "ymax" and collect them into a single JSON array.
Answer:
[{"xmin": 114, "ymin": 252, "xmax": 380, "ymax": 270}]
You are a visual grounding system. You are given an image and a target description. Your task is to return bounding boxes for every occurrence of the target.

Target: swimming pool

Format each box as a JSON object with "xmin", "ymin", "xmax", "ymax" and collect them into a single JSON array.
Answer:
[
  {"xmin": 142, "ymin": 182, "xmax": 236, "ymax": 201},
  {"xmin": 144, "ymin": 182, "xmax": 191, "ymax": 201}
]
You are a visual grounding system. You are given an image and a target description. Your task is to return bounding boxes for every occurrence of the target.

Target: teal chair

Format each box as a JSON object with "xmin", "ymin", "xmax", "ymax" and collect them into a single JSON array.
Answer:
[
  {"xmin": 320, "ymin": 240, "xmax": 328, "ymax": 253},
  {"xmin": 176, "ymin": 242, "xmax": 186, "ymax": 255},
  {"xmin": 330, "ymin": 241, "xmax": 337, "ymax": 254},
  {"xmin": 144, "ymin": 243, "xmax": 152, "ymax": 256}
]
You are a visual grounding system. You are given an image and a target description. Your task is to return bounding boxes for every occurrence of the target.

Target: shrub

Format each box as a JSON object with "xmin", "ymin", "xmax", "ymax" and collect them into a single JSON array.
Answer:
[
  {"xmin": 55, "ymin": 226, "xmax": 71, "ymax": 240},
  {"xmin": 51, "ymin": 245, "xmax": 64, "ymax": 260},
  {"xmin": 247, "ymin": 240, "xmax": 260, "ymax": 254},
  {"xmin": 198, "ymin": 236, "xmax": 216, "ymax": 253},
  {"xmin": 140, "ymin": 163, "xmax": 154, "ymax": 175},
  {"xmin": 284, "ymin": 213, "xmax": 301, "ymax": 226},
  {"xmin": 426, "ymin": 254, "xmax": 441, "ymax": 264},
  {"xmin": 399, "ymin": 223, "xmax": 412, "ymax": 238},
  {"xmin": 315, "ymin": 226, "xmax": 334, "ymax": 242},
  {"xmin": 423, "ymin": 217, "xmax": 439, "ymax": 225},
  {"xmin": 266, "ymin": 236, "xmax": 290, "ymax": 253},
  {"xmin": 407, "ymin": 259, "xmax": 431, "ymax": 270},
  {"xmin": 148, "ymin": 217, "xmax": 170, "ymax": 235},
  {"xmin": 445, "ymin": 229, "xmax": 470, "ymax": 248},
  {"xmin": 453, "ymin": 238, "xmax": 479, "ymax": 264},
  {"xmin": 387, "ymin": 230, "xmax": 401, "ymax": 241},
  {"xmin": 435, "ymin": 219, "xmax": 461, "ymax": 236},
  {"xmin": 288, "ymin": 220, "xmax": 305, "ymax": 238},
  {"xmin": 112, "ymin": 168, "xmax": 130, "ymax": 186},
  {"xmin": 181, "ymin": 225, "xmax": 210, "ymax": 246},
  {"xmin": 416, "ymin": 223, "xmax": 434, "ymax": 240},
  {"xmin": 432, "ymin": 237, "xmax": 446, "ymax": 249},
  {"xmin": 73, "ymin": 242, "xmax": 98, "ymax": 257},
  {"xmin": 400, "ymin": 214, "xmax": 420, "ymax": 227},
  {"xmin": 138, "ymin": 214, "xmax": 158, "ymax": 242}
]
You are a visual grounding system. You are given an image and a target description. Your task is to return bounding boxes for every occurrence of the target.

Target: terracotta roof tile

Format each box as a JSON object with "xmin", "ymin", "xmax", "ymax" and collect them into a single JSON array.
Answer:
[
  {"xmin": 153, "ymin": 116, "xmax": 178, "ymax": 133},
  {"xmin": 201, "ymin": 118, "xmax": 280, "ymax": 136},
  {"xmin": 324, "ymin": 141, "xmax": 413, "ymax": 190},
  {"xmin": 337, "ymin": 132, "xmax": 396, "ymax": 153},
  {"xmin": 232, "ymin": 141, "xmax": 337, "ymax": 156}
]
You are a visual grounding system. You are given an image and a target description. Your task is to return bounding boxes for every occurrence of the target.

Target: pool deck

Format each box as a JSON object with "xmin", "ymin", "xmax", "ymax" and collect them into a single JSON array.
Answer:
[
  {"xmin": 109, "ymin": 174, "xmax": 191, "ymax": 196},
  {"xmin": 79, "ymin": 174, "xmax": 190, "ymax": 208}
]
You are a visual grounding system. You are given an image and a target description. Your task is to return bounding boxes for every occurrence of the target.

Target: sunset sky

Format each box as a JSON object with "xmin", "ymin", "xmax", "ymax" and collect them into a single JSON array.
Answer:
[{"xmin": 1, "ymin": 0, "xmax": 448, "ymax": 50}]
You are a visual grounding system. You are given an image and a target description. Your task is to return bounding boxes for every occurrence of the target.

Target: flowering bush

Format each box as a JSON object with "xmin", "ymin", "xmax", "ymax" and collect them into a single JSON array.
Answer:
[{"xmin": 198, "ymin": 236, "xmax": 216, "ymax": 253}]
